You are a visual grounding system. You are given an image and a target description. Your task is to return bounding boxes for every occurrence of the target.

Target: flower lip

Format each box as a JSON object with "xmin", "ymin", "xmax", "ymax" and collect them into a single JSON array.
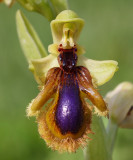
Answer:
[{"xmin": 16, "ymin": 9, "xmax": 118, "ymax": 153}]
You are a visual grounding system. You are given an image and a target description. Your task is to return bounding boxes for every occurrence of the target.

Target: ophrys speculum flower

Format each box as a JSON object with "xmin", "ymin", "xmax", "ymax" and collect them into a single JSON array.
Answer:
[{"xmin": 21, "ymin": 10, "xmax": 118, "ymax": 152}]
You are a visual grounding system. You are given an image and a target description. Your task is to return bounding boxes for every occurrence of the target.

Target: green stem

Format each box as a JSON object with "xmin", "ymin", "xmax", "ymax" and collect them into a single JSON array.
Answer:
[
  {"xmin": 106, "ymin": 119, "xmax": 118, "ymax": 155},
  {"xmin": 17, "ymin": 0, "xmax": 69, "ymax": 21},
  {"xmin": 83, "ymin": 115, "xmax": 111, "ymax": 160},
  {"xmin": 17, "ymin": 0, "xmax": 56, "ymax": 21},
  {"xmin": 50, "ymin": 0, "xmax": 68, "ymax": 15}
]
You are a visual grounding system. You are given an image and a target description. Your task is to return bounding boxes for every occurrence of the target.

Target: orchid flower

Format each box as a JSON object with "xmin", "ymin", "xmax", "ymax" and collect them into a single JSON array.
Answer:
[{"xmin": 16, "ymin": 10, "xmax": 118, "ymax": 153}]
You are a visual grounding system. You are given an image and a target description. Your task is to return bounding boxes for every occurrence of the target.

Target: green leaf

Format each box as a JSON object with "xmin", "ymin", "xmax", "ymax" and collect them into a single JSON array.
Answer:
[{"xmin": 16, "ymin": 10, "xmax": 48, "ymax": 71}]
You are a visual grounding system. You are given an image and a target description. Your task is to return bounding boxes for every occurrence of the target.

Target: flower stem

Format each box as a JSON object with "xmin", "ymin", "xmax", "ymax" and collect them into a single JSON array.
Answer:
[
  {"xmin": 50, "ymin": 0, "xmax": 69, "ymax": 15},
  {"xmin": 106, "ymin": 119, "xmax": 118, "ymax": 155},
  {"xmin": 16, "ymin": 0, "xmax": 69, "ymax": 21},
  {"xmin": 84, "ymin": 115, "xmax": 111, "ymax": 160}
]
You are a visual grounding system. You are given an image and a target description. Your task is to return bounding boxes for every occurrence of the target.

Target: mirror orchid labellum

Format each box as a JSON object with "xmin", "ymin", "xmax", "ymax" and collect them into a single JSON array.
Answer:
[{"xmin": 26, "ymin": 10, "xmax": 118, "ymax": 152}]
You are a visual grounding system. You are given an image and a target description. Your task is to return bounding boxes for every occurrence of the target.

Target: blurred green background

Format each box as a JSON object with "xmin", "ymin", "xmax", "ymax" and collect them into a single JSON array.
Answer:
[{"xmin": 0, "ymin": 0, "xmax": 133, "ymax": 160}]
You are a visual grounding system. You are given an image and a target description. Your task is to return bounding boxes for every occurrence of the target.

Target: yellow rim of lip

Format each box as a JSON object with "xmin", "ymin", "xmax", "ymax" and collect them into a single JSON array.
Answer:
[{"xmin": 44, "ymin": 91, "xmax": 90, "ymax": 139}]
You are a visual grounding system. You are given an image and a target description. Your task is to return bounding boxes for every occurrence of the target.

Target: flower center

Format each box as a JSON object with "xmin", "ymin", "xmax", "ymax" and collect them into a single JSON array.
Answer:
[{"xmin": 58, "ymin": 46, "xmax": 78, "ymax": 72}]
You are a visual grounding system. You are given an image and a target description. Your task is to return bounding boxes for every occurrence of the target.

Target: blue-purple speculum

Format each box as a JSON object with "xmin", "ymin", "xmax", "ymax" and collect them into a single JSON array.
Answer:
[{"xmin": 28, "ymin": 10, "xmax": 109, "ymax": 153}]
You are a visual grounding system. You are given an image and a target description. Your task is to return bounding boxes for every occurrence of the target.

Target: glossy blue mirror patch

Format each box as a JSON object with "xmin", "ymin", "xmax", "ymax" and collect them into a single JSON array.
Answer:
[{"xmin": 56, "ymin": 73, "xmax": 84, "ymax": 134}]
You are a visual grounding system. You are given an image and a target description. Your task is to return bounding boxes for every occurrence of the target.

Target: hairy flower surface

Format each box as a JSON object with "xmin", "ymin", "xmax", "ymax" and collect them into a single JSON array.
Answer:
[{"xmin": 22, "ymin": 10, "xmax": 118, "ymax": 152}]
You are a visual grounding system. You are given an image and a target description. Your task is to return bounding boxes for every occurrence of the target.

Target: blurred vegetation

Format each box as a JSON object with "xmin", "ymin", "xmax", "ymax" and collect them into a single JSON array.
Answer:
[{"xmin": 0, "ymin": 0, "xmax": 133, "ymax": 160}]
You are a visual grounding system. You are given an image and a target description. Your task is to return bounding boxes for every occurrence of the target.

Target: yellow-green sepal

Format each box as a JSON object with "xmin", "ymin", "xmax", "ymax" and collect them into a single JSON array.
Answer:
[
  {"xmin": 31, "ymin": 54, "xmax": 118, "ymax": 86},
  {"xmin": 51, "ymin": 10, "xmax": 84, "ymax": 45},
  {"xmin": 31, "ymin": 54, "xmax": 59, "ymax": 84},
  {"xmin": 78, "ymin": 56, "xmax": 118, "ymax": 86}
]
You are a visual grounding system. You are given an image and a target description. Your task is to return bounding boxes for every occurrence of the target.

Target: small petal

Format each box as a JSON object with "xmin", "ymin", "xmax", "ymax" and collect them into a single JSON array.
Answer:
[
  {"xmin": 27, "ymin": 67, "xmax": 60, "ymax": 117},
  {"xmin": 78, "ymin": 55, "xmax": 118, "ymax": 86},
  {"xmin": 76, "ymin": 66, "xmax": 108, "ymax": 116},
  {"xmin": 94, "ymin": 107, "xmax": 109, "ymax": 117},
  {"xmin": 105, "ymin": 82, "xmax": 133, "ymax": 128}
]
